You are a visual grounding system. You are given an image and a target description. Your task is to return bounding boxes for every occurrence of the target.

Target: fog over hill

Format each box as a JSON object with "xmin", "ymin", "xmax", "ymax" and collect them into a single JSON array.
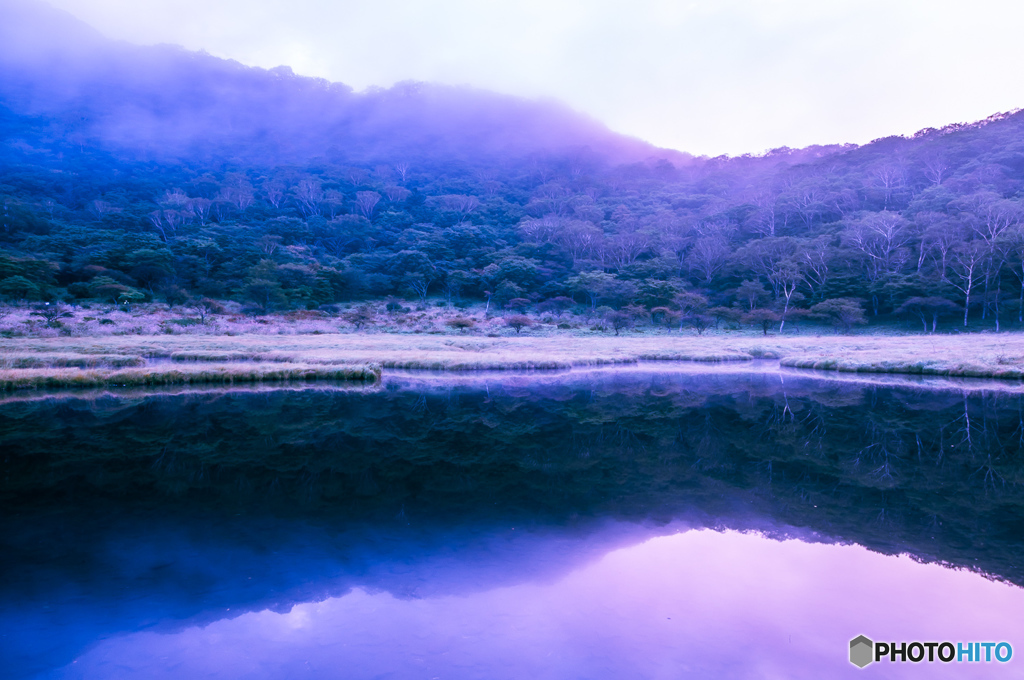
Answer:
[{"xmin": 0, "ymin": 0, "xmax": 686, "ymax": 166}]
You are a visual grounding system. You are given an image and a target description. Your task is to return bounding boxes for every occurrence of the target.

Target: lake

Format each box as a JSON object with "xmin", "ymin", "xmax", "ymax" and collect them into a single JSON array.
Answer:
[{"xmin": 2, "ymin": 365, "xmax": 1022, "ymax": 679}]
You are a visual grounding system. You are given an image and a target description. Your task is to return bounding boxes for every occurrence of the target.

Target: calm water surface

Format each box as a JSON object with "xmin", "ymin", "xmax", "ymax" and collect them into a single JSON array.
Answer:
[{"xmin": 2, "ymin": 366, "xmax": 1023, "ymax": 679}]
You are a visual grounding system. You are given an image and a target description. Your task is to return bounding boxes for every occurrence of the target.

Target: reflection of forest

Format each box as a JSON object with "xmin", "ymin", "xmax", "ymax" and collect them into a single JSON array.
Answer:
[{"xmin": 3, "ymin": 370, "xmax": 1024, "ymax": 585}]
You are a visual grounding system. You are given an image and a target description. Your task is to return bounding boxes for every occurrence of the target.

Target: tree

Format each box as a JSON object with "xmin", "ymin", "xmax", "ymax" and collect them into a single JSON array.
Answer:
[
  {"xmin": 354, "ymin": 191, "xmax": 381, "ymax": 220},
  {"xmin": 505, "ymin": 298, "xmax": 531, "ymax": 313},
  {"xmin": 896, "ymin": 296, "xmax": 962, "ymax": 333},
  {"xmin": 770, "ymin": 262, "xmax": 804, "ymax": 332},
  {"xmin": 88, "ymin": 277, "xmax": 131, "ymax": 304},
  {"xmin": 537, "ymin": 296, "xmax": 573, "ymax": 318},
  {"xmin": 568, "ymin": 271, "xmax": 635, "ymax": 310},
  {"xmin": 810, "ymin": 298, "xmax": 868, "ymax": 334},
  {"xmin": 294, "ymin": 179, "xmax": 324, "ymax": 218},
  {"xmin": 261, "ymin": 179, "xmax": 285, "ymax": 208},
  {"xmin": 686, "ymin": 236, "xmax": 730, "ymax": 285},
  {"xmin": 189, "ymin": 297, "xmax": 225, "ymax": 324},
  {"xmin": 735, "ymin": 280, "xmax": 770, "ymax": 311},
  {"xmin": 242, "ymin": 279, "xmax": 287, "ymax": 312},
  {"xmin": 605, "ymin": 310, "xmax": 632, "ymax": 335},
  {"xmin": 688, "ymin": 313, "xmax": 714, "ymax": 335},
  {"xmin": 446, "ymin": 317, "xmax": 475, "ymax": 331},
  {"xmin": 742, "ymin": 309, "xmax": 779, "ymax": 335},
  {"xmin": 505, "ymin": 315, "xmax": 533, "ymax": 334},
  {"xmin": 948, "ymin": 241, "xmax": 986, "ymax": 326},
  {"xmin": 0, "ymin": 275, "xmax": 40, "ymax": 302},
  {"xmin": 636, "ymin": 279, "xmax": 685, "ymax": 309},
  {"xmin": 708, "ymin": 306, "xmax": 742, "ymax": 328},
  {"xmin": 843, "ymin": 211, "xmax": 912, "ymax": 283},
  {"xmin": 117, "ymin": 290, "xmax": 146, "ymax": 313},
  {"xmin": 383, "ymin": 186, "xmax": 411, "ymax": 203}
]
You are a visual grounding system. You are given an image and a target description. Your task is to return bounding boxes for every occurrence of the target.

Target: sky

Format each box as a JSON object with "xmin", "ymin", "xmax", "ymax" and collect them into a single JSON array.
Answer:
[{"xmin": 40, "ymin": 0, "xmax": 1024, "ymax": 156}]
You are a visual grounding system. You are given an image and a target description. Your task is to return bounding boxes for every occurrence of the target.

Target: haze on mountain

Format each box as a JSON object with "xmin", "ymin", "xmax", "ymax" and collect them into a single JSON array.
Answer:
[
  {"xmin": 3, "ymin": 0, "xmax": 1024, "ymax": 336},
  {"xmin": 0, "ymin": 0, "xmax": 687, "ymax": 166}
]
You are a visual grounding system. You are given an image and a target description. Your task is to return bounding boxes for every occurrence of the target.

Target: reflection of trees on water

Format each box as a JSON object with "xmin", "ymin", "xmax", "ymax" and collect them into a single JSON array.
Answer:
[{"xmin": 3, "ymin": 373, "xmax": 1024, "ymax": 583}]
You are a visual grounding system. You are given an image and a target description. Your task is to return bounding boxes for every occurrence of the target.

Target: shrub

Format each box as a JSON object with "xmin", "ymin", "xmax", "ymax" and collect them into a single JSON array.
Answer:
[
  {"xmin": 446, "ymin": 317, "xmax": 476, "ymax": 330},
  {"xmin": 30, "ymin": 303, "xmax": 73, "ymax": 326}
]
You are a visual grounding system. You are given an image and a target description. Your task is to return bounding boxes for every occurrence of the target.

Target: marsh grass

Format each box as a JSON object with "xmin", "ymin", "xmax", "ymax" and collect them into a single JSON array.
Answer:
[
  {"xmin": 5, "ymin": 307, "xmax": 1024, "ymax": 387},
  {"xmin": 0, "ymin": 362, "xmax": 381, "ymax": 391},
  {"xmin": 0, "ymin": 353, "xmax": 146, "ymax": 369}
]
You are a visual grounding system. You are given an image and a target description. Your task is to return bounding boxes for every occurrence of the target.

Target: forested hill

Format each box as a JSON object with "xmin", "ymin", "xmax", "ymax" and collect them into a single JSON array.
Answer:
[{"xmin": 3, "ymin": 0, "xmax": 1024, "ymax": 334}]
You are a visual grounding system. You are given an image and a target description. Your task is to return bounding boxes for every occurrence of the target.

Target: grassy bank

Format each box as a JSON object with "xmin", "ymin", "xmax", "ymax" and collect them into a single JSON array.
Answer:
[
  {"xmin": 3, "ymin": 333, "xmax": 1024, "ymax": 389},
  {"xmin": 0, "ymin": 361, "xmax": 381, "ymax": 391}
]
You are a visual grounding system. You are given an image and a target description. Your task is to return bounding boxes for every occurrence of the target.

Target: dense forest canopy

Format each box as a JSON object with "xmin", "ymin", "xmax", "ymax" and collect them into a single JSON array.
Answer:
[{"xmin": 3, "ymin": 0, "xmax": 1024, "ymax": 334}]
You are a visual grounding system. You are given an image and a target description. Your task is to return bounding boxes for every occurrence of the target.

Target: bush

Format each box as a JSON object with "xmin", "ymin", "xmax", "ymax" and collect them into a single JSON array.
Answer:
[{"xmin": 446, "ymin": 317, "xmax": 475, "ymax": 330}]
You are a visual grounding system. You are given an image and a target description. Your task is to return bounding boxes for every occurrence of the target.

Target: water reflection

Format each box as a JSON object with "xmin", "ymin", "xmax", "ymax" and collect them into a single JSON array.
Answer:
[
  {"xmin": 2, "ymin": 366, "xmax": 1023, "ymax": 678},
  {"xmin": 49, "ymin": 530, "xmax": 1024, "ymax": 679}
]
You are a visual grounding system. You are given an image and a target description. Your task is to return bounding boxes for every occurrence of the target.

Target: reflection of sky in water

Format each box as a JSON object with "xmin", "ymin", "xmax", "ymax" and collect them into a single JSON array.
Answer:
[{"xmin": 50, "ymin": 530, "xmax": 1022, "ymax": 680}]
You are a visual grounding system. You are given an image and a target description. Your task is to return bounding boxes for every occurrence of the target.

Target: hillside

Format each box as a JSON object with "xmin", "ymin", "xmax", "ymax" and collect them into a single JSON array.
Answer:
[{"xmin": 3, "ymin": 0, "xmax": 1024, "ymax": 337}]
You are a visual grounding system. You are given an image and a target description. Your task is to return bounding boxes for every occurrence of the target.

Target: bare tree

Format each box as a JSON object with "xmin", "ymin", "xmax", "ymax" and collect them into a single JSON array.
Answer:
[
  {"xmin": 189, "ymin": 198, "xmax": 212, "ymax": 225},
  {"xmin": 220, "ymin": 178, "xmax": 255, "ymax": 211},
  {"xmin": 394, "ymin": 162, "xmax": 410, "ymax": 183},
  {"xmin": 261, "ymin": 179, "xmax": 285, "ymax": 208},
  {"xmin": 557, "ymin": 220, "xmax": 603, "ymax": 266},
  {"xmin": 88, "ymin": 200, "xmax": 118, "ymax": 220},
  {"xmin": 604, "ymin": 230, "xmax": 651, "ymax": 270},
  {"xmin": 383, "ymin": 185, "xmax": 411, "ymax": 203},
  {"xmin": 797, "ymin": 236, "xmax": 833, "ymax": 302},
  {"xmin": 294, "ymin": 179, "xmax": 324, "ymax": 218},
  {"xmin": 956, "ymin": 193, "xmax": 1023, "ymax": 318},
  {"xmin": 920, "ymin": 153, "xmax": 950, "ymax": 186},
  {"xmin": 686, "ymin": 236, "xmax": 731, "ymax": 285},
  {"xmin": 771, "ymin": 262, "xmax": 804, "ymax": 332},
  {"xmin": 843, "ymin": 211, "xmax": 913, "ymax": 282},
  {"xmin": 324, "ymin": 190, "xmax": 346, "ymax": 219},
  {"xmin": 428, "ymin": 194, "xmax": 480, "ymax": 222},
  {"xmin": 949, "ymin": 241, "xmax": 986, "ymax": 326},
  {"xmin": 872, "ymin": 164, "xmax": 906, "ymax": 208},
  {"xmin": 354, "ymin": 191, "xmax": 381, "ymax": 220},
  {"xmin": 519, "ymin": 215, "xmax": 562, "ymax": 245},
  {"xmin": 749, "ymin": 187, "xmax": 780, "ymax": 237},
  {"xmin": 734, "ymin": 237, "xmax": 797, "ymax": 299}
]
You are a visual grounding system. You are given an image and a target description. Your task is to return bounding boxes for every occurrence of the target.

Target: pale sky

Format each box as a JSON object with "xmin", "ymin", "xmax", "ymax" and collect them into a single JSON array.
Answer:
[{"xmin": 42, "ymin": 0, "xmax": 1024, "ymax": 156}]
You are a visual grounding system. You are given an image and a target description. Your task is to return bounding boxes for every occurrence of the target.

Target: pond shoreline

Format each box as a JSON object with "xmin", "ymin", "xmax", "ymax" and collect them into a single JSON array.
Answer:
[{"xmin": 3, "ymin": 332, "xmax": 1024, "ymax": 390}]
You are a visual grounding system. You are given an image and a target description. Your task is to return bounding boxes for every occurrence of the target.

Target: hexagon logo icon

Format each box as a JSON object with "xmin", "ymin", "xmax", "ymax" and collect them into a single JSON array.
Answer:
[{"xmin": 850, "ymin": 635, "xmax": 874, "ymax": 668}]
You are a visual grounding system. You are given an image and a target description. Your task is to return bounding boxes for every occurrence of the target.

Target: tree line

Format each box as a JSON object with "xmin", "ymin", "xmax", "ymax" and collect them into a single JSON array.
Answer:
[{"xmin": 3, "ymin": 106, "xmax": 1024, "ymax": 333}]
